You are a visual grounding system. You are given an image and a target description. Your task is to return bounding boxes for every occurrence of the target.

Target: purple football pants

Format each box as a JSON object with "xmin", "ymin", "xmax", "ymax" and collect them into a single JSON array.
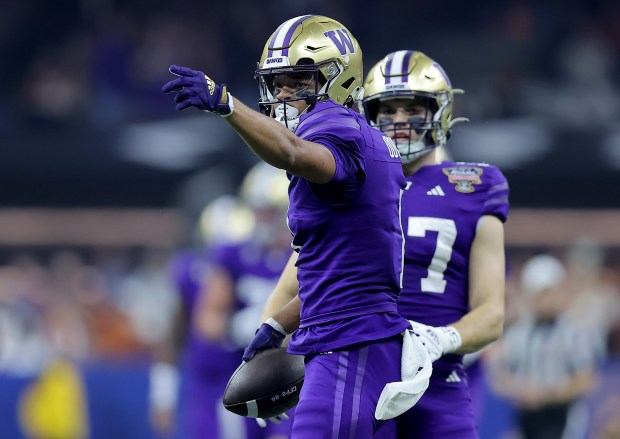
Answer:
[{"xmin": 290, "ymin": 335, "xmax": 402, "ymax": 439}]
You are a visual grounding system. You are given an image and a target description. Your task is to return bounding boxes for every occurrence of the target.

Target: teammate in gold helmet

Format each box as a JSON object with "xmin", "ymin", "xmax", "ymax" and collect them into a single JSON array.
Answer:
[{"xmin": 363, "ymin": 51, "xmax": 510, "ymax": 439}]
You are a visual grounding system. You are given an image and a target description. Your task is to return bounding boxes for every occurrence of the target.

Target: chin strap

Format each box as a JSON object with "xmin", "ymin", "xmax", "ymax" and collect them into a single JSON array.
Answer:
[{"xmin": 343, "ymin": 86, "xmax": 364, "ymax": 108}]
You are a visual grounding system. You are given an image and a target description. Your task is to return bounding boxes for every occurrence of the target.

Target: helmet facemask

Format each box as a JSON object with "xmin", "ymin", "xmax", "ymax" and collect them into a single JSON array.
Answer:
[
  {"xmin": 366, "ymin": 91, "xmax": 450, "ymax": 164},
  {"xmin": 256, "ymin": 60, "xmax": 341, "ymax": 131}
]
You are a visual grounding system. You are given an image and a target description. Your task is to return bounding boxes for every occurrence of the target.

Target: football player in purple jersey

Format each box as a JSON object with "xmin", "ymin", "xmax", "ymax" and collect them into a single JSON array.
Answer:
[
  {"xmin": 163, "ymin": 15, "xmax": 413, "ymax": 439},
  {"xmin": 150, "ymin": 195, "xmax": 252, "ymax": 438},
  {"xmin": 202, "ymin": 163, "xmax": 293, "ymax": 439},
  {"xmin": 361, "ymin": 50, "xmax": 510, "ymax": 439}
]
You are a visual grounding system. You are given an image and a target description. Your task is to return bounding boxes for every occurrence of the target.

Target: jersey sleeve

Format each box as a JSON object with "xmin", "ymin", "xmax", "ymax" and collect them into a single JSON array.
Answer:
[
  {"xmin": 296, "ymin": 106, "xmax": 366, "ymax": 204},
  {"xmin": 210, "ymin": 243, "xmax": 238, "ymax": 275},
  {"xmin": 167, "ymin": 250, "xmax": 209, "ymax": 308},
  {"xmin": 168, "ymin": 252, "xmax": 194, "ymax": 300},
  {"xmin": 482, "ymin": 165, "xmax": 510, "ymax": 222}
]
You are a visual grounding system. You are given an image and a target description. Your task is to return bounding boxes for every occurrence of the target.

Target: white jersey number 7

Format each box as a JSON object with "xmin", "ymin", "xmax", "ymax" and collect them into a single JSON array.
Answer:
[{"xmin": 407, "ymin": 217, "xmax": 457, "ymax": 294}]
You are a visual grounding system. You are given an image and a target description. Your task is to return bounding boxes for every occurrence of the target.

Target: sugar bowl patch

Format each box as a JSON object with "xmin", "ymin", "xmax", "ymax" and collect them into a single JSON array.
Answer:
[{"xmin": 442, "ymin": 166, "xmax": 483, "ymax": 193}]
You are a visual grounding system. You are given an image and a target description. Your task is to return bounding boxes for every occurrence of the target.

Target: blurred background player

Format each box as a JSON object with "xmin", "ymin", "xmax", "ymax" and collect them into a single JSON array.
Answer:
[
  {"xmin": 150, "ymin": 194, "xmax": 252, "ymax": 438},
  {"xmin": 149, "ymin": 162, "xmax": 292, "ymax": 439},
  {"xmin": 361, "ymin": 50, "xmax": 509, "ymax": 438}
]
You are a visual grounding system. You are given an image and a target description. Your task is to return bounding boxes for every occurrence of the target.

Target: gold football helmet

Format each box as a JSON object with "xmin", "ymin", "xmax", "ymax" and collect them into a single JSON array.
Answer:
[
  {"xmin": 239, "ymin": 162, "xmax": 290, "ymax": 247},
  {"xmin": 239, "ymin": 162, "xmax": 289, "ymax": 211},
  {"xmin": 256, "ymin": 15, "xmax": 363, "ymax": 130},
  {"xmin": 197, "ymin": 195, "xmax": 255, "ymax": 245},
  {"xmin": 362, "ymin": 50, "xmax": 468, "ymax": 163}
]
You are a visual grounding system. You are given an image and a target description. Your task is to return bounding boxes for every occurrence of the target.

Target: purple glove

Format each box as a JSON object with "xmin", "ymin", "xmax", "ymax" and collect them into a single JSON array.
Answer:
[
  {"xmin": 161, "ymin": 65, "xmax": 233, "ymax": 115},
  {"xmin": 242, "ymin": 322, "xmax": 285, "ymax": 362}
]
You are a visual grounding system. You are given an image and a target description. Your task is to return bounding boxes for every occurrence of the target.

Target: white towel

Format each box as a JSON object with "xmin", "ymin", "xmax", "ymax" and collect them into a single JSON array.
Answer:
[{"xmin": 374, "ymin": 328, "xmax": 432, "ymax": 420}]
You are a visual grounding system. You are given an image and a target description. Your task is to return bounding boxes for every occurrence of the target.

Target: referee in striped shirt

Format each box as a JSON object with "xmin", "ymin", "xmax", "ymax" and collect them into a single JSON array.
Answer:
[{"xmin": 489, "ymin": 254, "xmax": 599, "ymax": 439}]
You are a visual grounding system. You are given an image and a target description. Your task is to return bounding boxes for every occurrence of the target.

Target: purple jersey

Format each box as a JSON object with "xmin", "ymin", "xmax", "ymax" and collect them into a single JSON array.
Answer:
[
  {"xmin": 168, "ymin": 248, "xmax": 212, "ymax": 313},
  {"xmin": 399, "ymin": 161, "xmax": 509, "ymax": 368},
  {"xmin": 170, "ymin": 244, "xmax": 292, "ymax": 439},
  {"xmin": 211, "ymin": 240, "xmax": 290, "ymax": 311},
  {"xmin": 389, "ymin": 162, "xmax": 509, "ymax": 439},
  {"xmin": 211, "ymin": 240, "xmax": 291, "ymax": 348},
  {"xmin": 287, "ymin": 100, "xmax": 410, "ymax": 355}
]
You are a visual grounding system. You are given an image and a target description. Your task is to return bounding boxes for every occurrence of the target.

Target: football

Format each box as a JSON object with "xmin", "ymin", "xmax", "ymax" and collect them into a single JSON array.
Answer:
[{"xmin": 223, "ymin": 348, "xmax": 305, "ymax": 419}]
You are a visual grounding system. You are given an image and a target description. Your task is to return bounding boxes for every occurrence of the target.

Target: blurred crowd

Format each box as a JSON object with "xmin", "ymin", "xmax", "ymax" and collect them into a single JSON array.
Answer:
[
  {"xmin": 0, "ymin": 246, "xmax": 177, "ymax": 438},
  {"xmin": 0, "ymin": 247, "xmax": 176, "ymax": 373},
  {"xmin": 2, "ymin": 0, "xmax": 618, "ymax": 210},
  {"xmin": 2, "ymin": 0, "xmax": 619, "ymax": 129}
]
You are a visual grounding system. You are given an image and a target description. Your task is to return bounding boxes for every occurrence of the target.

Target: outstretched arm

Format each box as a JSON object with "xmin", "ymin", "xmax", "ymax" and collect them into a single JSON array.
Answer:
[
  {"xmin": 225, "ymin": 100, "xmax": 335, "ymax": 184},
  {"xmin": 162, "ymin": 65, "xmax": 335, "ymax": 183}
]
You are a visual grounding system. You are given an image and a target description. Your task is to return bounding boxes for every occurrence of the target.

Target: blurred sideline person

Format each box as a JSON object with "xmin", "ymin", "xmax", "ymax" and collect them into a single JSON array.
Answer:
[
  {"xmin": 150, "ymin": 168, "xmax": 293, "ymax": 439},
  {"xmin": 488, "ymin": 254, "xmax": 598, "ymax": 439},
  {"xmin": 563, "ymin": 238, "xmax": 620, "ymax": 439},
  {"xmin": 163, "ymin": 15, "xmax": 415, "ymax": 438},
  {"xmin": 565, "ymin": 237, "xmax": 619, "ymax": 358},
  {"xmin": 360, "ymin": 50, "xmax": 509, "ymax": 438}
]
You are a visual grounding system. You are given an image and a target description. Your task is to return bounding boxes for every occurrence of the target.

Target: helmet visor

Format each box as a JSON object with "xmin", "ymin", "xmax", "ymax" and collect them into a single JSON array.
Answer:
[
  {"xmin": 265, "ymin": 71, "xmax": 318, "ymax": 102},
  {"xmin": 255, "ymin": 61, "xmax": 340, "ymax": 114}
]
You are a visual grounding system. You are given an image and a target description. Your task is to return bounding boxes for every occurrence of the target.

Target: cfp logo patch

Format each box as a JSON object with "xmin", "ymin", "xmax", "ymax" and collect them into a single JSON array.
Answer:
[
  {"xmin": 323, "ymin": 28, "xmax": 355, "ymax": 55},
  {"xmin": 442, "ymin": 166, "xmax": 483, "ymax": 193}
]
